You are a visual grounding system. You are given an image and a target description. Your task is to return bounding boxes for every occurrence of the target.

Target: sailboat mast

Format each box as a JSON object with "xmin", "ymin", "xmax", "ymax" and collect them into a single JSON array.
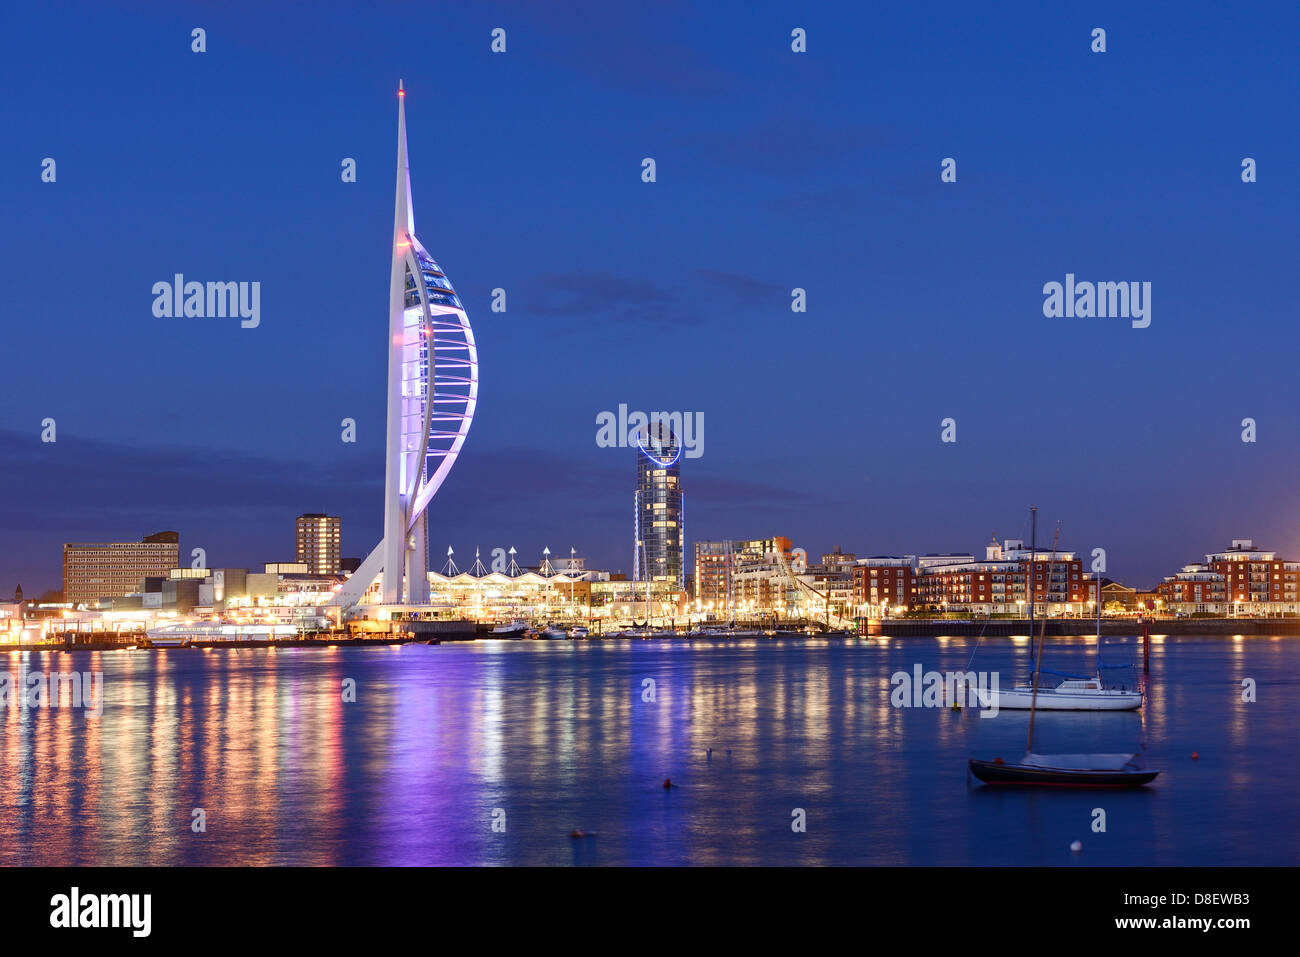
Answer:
[
  {"xmin": 643, "ymin": 539, "xmax": 651, "ymax": 626},
  {"xmin": 1026, "ymin": 522, "xmax": 1060, "ymax": 753},
  {"xmin": 1096, "ymin": 559, "xmax": 1103, "ymax": 674},
  {"xmin": 1027, "ymin": 505, "xmax": 1037, "ymax": 638}
]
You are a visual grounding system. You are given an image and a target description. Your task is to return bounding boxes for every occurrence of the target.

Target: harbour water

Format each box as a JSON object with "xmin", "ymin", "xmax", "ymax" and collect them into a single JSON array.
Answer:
[{"xmin": 0, "ymin": 635, "xmax": 1295, "ymax": 866}]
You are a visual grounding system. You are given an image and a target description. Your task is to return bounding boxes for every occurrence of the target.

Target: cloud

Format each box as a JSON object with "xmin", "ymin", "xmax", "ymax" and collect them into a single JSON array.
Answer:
[
  {"xmin": 513, "ymin": 268, "xmax": 785, "ymax": 328},
  {"xmin": 693, "ymin": 269, "xmax": 784, "ymax": 307},
  {"xmin": 767, "ymin": 188, "xmax": 862, "ymax": 215},
  {"xmin": 0, "ymin": 430, "xmax": 376, "ymax": 524},
  {"xmin": 694, "ymin": 119, "xmax": 892, "ymax": 176},
  {"xmin": 0, "ymin": 426, "xmax": 827, "ymax": 590},
  {"xmin": 519, "ymin": 271, "xmax": 701, "ymax": 327},
  {"xmin": 0, "ymin": 429, "xmax": 381, "ymax": 587},
  {"xmin": 484, "ymin": 0, "xmax": 737, "ymax": 96}
]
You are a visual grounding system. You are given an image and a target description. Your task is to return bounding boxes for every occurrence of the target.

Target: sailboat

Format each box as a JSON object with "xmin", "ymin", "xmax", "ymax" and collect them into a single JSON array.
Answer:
[
  {"xmin": 982, "ymin": 523, "xmax": 1142, "ymax": 711},
  {"xmin": 968, "ymin": 518, "xmax": 1160, "ymax": 788},
  {"xmin": 622, "ymin": 537, "xmax": 677, "ymax": 637},
  {"xmin": 988, "ymin": 674, "xmax": 1141, "ymax": 711},
  {"xmin": 967, "ymin": 752, "xmax": 1159, "ymax": 787},
  {"xmin": 986, "ymin": 606, "xmax": 1142, "ymax": 710}
]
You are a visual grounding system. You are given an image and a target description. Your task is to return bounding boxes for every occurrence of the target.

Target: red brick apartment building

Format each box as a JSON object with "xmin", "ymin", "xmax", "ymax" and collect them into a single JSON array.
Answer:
[
  {"xmin": 912, "ymin": 538, "xmax": 1086, "ymax": 615},
  {"xmin": 1156, "ymin": 539, "xmax": 1300, "ymax": 615},
  {"xmin": 852, "ymin": 558, "xmax": 916, "ymax": 610}
]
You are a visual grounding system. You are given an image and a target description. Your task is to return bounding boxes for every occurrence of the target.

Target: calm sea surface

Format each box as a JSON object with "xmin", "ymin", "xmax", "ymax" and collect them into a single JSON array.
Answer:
[{"xmin": 1, "ymin": 635, "xmax": 1296, "ymax": 866}]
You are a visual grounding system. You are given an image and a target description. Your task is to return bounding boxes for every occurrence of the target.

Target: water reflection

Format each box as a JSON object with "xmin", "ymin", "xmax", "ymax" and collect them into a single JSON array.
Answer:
[{"xmin": 0, "ymin": 636, "xmax": 1295, "ymax": 865}]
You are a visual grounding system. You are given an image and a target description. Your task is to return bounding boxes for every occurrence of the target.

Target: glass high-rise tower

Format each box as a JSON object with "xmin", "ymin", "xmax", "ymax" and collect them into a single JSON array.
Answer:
[{"xmin": 633, "ymin": 422, "xmax": 684, "ymax": 587}]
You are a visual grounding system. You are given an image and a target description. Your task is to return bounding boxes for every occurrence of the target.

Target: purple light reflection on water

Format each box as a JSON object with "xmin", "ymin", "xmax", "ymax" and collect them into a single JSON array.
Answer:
[{"xmin": 0, "ymin": 637, "xmax": 1296, "ymax": 865}]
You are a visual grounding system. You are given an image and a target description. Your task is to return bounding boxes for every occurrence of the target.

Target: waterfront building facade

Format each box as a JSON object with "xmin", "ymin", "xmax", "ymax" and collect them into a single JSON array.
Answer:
[
  {"xmin": 1156, "ymin": 539, "xmax": 1300, "ymax": 615},
  {"xmin": 296, "ymin": 513, "xmax": 342, "ymax": 575},
  {"xmin": 731, "ymin": 557, "xmax": 801, "ymax": 616},
  {"xmin": 852, "ymin": 556, "xmax": 917, "ymax": 612},
  {"xmin": 344, "ymin": 570, "xmax": 684, "ymax": 632},
  {"xmin": 822, "ymin": 547, "xmax": 856, "ymax": 570},
  {"xmin": 1156, "ymin": 565, "xmax": 1227, "ymax": 613},
  {"xmin": 802, "ymin": 561, "xmax": 855, "ymax": 618},
  {"xmin": 693, "ymin": 536, "xmax": 793, "ymax": 611},
  {"xmin": 913, "ymin": 537, "xmax": 1086, "ymax": 616},
  {"xmin": 62, "ymin": 531, "xmax": 180, "ymax": 605},
  {"xmin": 1091, "ymin": 578, "xmax": 1135, "ymax": 610},
  {"xmin": 0, "ymin": 596, "xmax": 26, "ymax": 642},
  {"xmin": 694, "ymin": 541, "xmax": 728, "ymax": 604}
]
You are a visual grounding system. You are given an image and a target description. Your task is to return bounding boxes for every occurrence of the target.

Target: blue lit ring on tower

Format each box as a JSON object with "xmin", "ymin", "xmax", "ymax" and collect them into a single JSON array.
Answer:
[{"xmin": 635, "ymin": 421, "xmax": 682, "ymax": 468}]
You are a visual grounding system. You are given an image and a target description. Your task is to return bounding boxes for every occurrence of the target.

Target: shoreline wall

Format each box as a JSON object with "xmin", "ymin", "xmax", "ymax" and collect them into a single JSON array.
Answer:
[{"xmin": 868, "ymin": 617, "xmax": 1300, "ymax": 637}]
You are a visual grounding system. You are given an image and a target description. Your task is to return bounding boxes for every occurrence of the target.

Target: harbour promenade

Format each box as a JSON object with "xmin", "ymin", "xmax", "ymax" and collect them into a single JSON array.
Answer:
[
  {"xmin": 868, "ymin": 617, "xmax": 1300, "ymax": 637},
  {"xmin": 8, "ymin": 617, "xmax": 1300, "ymax": 651}
]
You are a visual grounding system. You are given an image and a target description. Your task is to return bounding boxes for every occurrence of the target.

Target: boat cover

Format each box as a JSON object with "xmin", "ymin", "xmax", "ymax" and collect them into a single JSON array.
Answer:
[{"xmin": 1021, "ymin": 753, "xmax": 1136, "ymax": 770}]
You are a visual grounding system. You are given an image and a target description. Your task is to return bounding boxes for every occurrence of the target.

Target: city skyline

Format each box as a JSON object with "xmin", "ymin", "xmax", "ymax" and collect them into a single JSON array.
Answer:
[
  {"xmin": 19, "ymin": 517, "xmax": 1300, "ymax": 607},
  {"xmin": 0, "ymin": 0, "xmax": 1297, "ymax": 893},
  {"xmin": 3, "ymin": 3, "xmax": 1299, "ymax": 594}
]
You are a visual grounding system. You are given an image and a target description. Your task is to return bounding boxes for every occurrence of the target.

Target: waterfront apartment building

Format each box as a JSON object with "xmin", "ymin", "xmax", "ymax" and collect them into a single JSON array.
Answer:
[
  {"xmin": 296, "ymin": 513, "xmax": 341, "ymax": 575},
  {"xmin": 700, "ymin": 548, "xmax": 852, "ymax": 622},
  {"xmin": 822, "ymin": 547, "xmax": 856, "ymax": 570},
  {"xmin": 1207, "ymin": 540, "xmax": 1299, "ymax": 607},
  {"xmin": 803, "ymin": 562, "xmax": 856, "ymax": 616},
  {"xmin": 1156, "ymin": 539, "xmax": 1300, "ymax": 615},
  {"xmin": 913, "ymin": 537, "xmax": 1086, "ymax": 615},
  {"xmin": 693, "ymin": 536, "xmax": 793, "ymax": 610},
  {"xmin": 729, "ymin": 556, "xmax": 807, "ymax": 617},
  {"xmin": 1156, "ymin": 565, "xmax": 1227, "ymax": 612},
  {"xmin": 852, "ymin": 557, "xmax": 917, "ymax": 612},
  {"xmin": 62, "ymin": 531, "xmax": 180, "ymax": 604},
  {"xmin": 633, "ymin": 424, "xmax": 684, "ymax": 587}
]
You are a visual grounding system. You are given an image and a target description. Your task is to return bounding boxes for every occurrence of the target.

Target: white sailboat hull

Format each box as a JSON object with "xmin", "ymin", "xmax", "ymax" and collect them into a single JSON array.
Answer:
[{"xmin": 984, "ymin": 687, "xmax": 1142, "ymax": 711}]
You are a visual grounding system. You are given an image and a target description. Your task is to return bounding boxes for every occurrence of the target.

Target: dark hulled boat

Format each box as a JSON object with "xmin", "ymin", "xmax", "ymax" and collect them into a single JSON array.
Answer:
[
  {"xmin": 967, "ymin": 514, "xmax": 1160, "ymax": 790},
  {"xmin": 968, "ymin": 753, "xmax": 1159, "ymax": 788}
]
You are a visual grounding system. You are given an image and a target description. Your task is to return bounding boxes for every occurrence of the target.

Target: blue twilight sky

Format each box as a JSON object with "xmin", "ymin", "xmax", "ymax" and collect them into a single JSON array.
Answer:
[{"xmin": 2, "ymin": 0, "xmax": 1298, "ymax": 594}]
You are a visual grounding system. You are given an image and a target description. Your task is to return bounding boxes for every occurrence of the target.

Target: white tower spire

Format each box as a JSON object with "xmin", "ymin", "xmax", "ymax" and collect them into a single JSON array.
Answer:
[
  {"xmin": 329, "ymin": 82, "xmax": 480, "ymax": 611},
  {"xmin": 382, "ymin": 78, "xmax": 415, "ymax": 603}
]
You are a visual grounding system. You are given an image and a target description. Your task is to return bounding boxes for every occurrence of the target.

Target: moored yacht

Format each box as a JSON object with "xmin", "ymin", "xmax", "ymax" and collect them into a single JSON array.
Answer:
[
  {"xmin": 702, "ymin": 625, "xmax": 764, "ymax": 637},
  {"xmin": 969, "ymin": 752, "xmax": 1159, "ymax": 787},
  {"xmin": 983, "ymin": 677, "xmax": 1143, "ymax": 711},
  {"xmin": 968, "ymin": 512, "xmax": 1159, "ymax": 788},
  {"xmin": 490, "ymin": 620, "xmax": 527, "ymax": 638}
]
